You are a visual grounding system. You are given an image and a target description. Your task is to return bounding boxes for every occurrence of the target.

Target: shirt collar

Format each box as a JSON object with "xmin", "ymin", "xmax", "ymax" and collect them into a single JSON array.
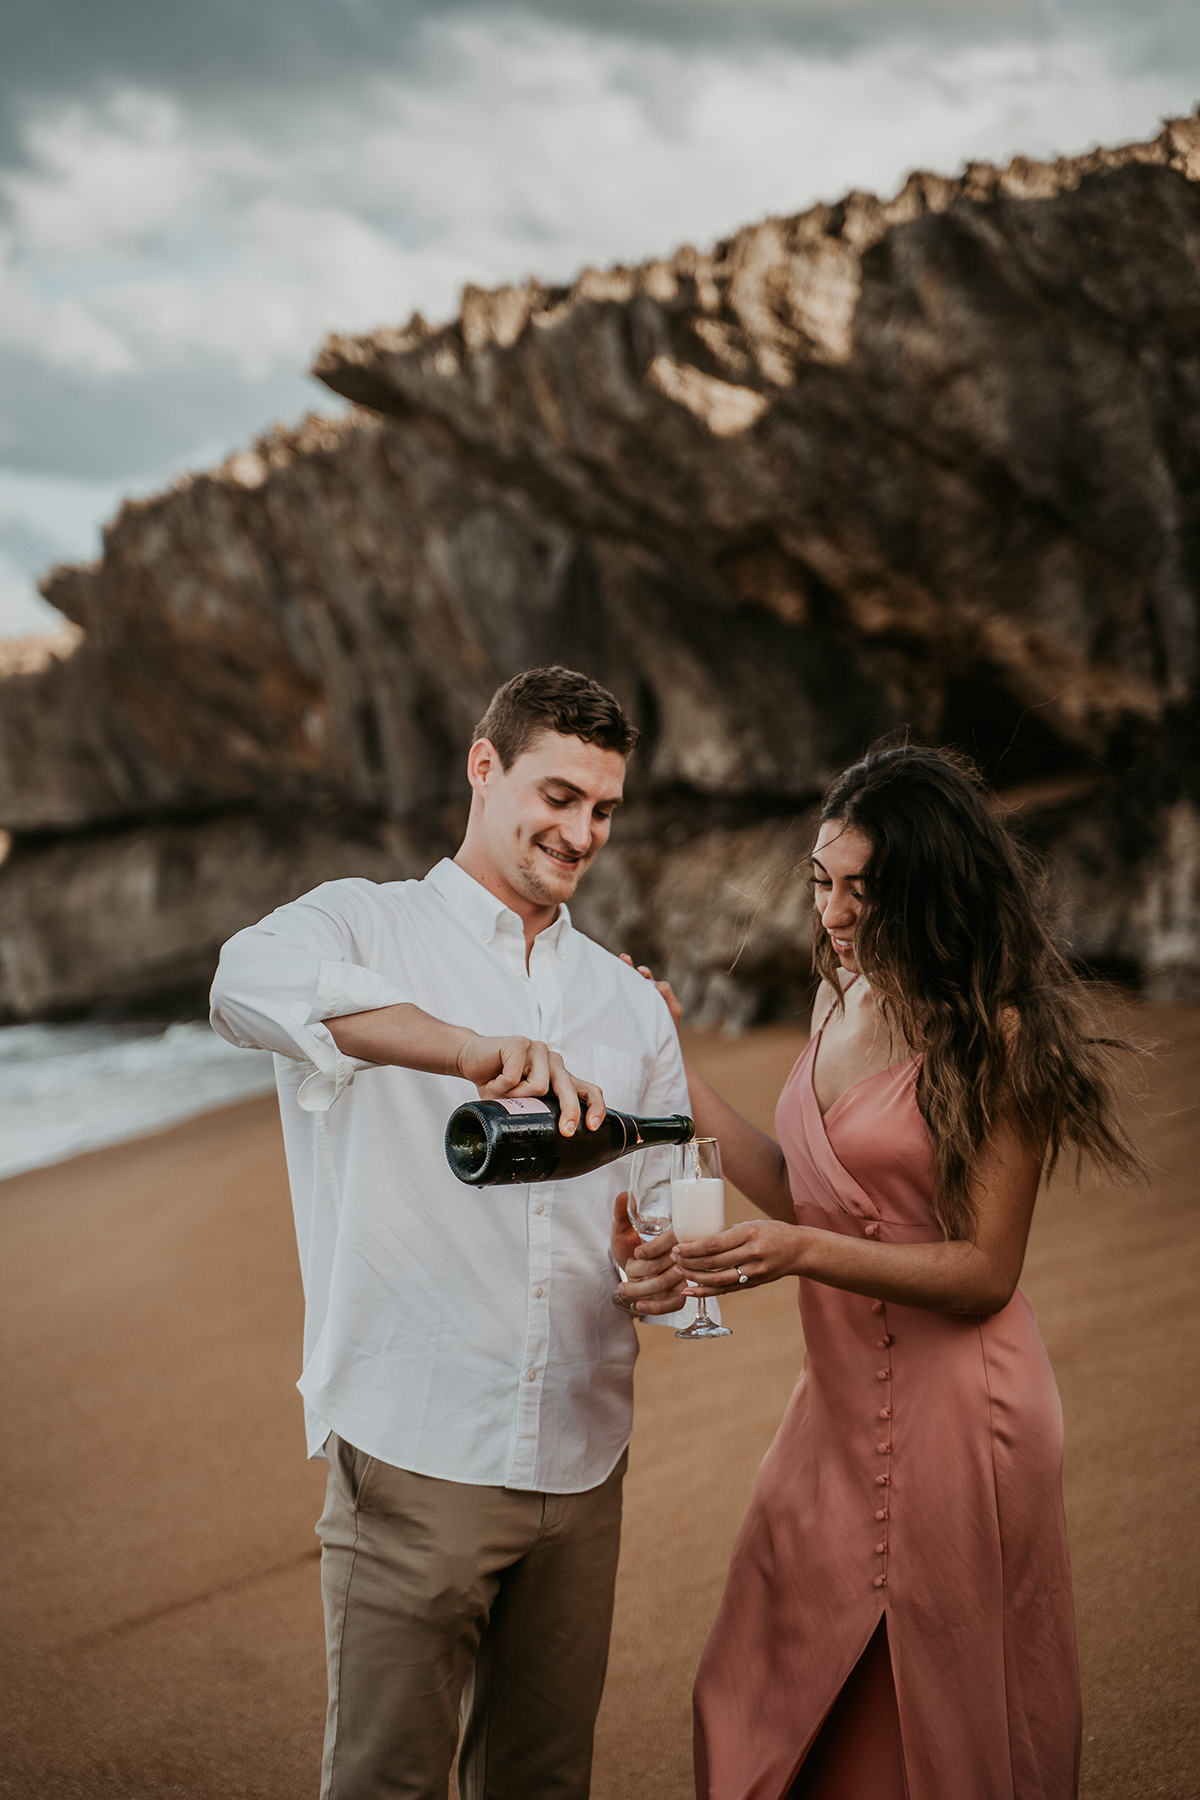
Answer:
[{"xmin": 425, "ymin": 858, "xmax": 572, "ymax": 959}]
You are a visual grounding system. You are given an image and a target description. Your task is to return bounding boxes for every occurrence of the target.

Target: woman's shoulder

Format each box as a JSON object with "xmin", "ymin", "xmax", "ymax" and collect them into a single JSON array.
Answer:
[{"xmin": 809, "ymin": 976, "xmax": 847, "ymax": 1034}]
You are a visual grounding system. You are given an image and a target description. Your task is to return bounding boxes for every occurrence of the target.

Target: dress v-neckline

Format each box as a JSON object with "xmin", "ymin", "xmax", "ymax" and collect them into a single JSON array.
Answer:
[{"xmin": 809, "ymin": 1024, "xmax": 915, "ymax": 1124}]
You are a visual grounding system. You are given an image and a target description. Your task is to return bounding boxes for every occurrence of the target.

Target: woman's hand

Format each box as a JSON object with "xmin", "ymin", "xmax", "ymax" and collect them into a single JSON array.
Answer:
[
  {"xmin": 619, "ymin": 953, "xmax": 683, "ymax": 1030},
  {"xmin": 673, "ymin": 1218, "xmax": 809, "ymax": 1296},
  {"xmin": 611, "ymin": 1192, "xmax": 688, "ymax": 1315}
]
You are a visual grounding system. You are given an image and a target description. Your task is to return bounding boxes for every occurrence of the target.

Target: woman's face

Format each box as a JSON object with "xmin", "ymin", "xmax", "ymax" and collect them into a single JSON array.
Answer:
[{"xmin": 812, "ymin": 818, "xmax": 873, "ymax": 972}]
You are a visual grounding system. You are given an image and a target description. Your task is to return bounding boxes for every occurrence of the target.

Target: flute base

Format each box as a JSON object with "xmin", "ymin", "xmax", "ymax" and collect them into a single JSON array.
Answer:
[{"xmin": 675, "ymin": 1314, "xmax": 733, "ymax": 1339}]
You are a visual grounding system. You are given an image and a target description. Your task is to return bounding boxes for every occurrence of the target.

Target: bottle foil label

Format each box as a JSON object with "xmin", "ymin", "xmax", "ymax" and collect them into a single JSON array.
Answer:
[{"xmin": 495, "ymin": 1098, "xmax": 553, "ymax": 1115}]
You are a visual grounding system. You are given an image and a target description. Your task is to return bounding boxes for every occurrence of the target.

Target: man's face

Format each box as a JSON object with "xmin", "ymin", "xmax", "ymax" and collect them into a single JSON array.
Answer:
[{"xmin": 469, "ymin": 730, "xmax": 627, "ymax": 908}]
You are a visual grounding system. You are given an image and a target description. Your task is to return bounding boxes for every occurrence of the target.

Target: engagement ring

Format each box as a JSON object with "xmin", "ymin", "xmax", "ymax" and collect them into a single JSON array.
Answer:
[{"xmin": 736, "ymin": 1266, "xmax": 749, "ymax": 1284}]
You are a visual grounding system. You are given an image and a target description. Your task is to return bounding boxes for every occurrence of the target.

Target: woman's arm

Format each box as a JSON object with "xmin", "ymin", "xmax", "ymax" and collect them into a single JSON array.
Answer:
[
  {"xmin": 674, "ymin": 1113, "xmax": 1043, "ymax": 1317},
  {"xmin": 684, "ymin": 1065, "xmax": 795, "ymax": 1222},
  {"xmin": 677, "ymin": 977, "xmax": 842, "ymax": 1223},
  {"xmin": 619, "ymin": 955, "xmax": 803, "ymax": 1224}
]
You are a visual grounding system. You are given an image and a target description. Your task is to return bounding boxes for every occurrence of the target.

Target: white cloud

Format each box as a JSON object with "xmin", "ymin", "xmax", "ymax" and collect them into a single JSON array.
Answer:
[
  {"xmin": 0, "ymin": 9, "xmax": 1198, "ymax": 636},
  {"xmin": 4, "ymin": 91, "xmax": 217, "ymax": 257},
  {"xmin": 3, "ymin": 18, "xmax": 1194, "ymax": 381}
]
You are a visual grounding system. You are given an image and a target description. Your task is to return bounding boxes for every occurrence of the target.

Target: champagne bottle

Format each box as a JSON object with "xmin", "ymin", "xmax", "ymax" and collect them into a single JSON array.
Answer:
[{"xmin": 444, "ymin": 1094, "xmax": 695, "ymax": 1187}]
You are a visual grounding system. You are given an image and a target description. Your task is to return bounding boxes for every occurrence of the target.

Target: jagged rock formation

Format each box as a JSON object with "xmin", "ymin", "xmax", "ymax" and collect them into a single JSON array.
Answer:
[{"xmin": 3, "ymin": 117, "xmax": 1200, "ymax": 1021}]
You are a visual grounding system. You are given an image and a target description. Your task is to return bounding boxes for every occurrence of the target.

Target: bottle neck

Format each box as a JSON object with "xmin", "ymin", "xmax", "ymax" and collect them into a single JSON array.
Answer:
[{"xmin": 615, "ymin": 1113, "xmax": 695, "ymax": 1149}]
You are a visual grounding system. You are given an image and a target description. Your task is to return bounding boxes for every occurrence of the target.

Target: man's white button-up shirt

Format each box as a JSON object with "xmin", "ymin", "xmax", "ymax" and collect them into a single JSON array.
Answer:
[{"xmin": 210, "ymin": 857, "xmax": 688, "ymax": 1494}]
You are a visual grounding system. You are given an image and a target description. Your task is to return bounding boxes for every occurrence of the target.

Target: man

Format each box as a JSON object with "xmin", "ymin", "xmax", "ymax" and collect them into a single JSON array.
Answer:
[{"xmin": 210, "ymin": 665, "xmax": 684, "ymax": 1800}]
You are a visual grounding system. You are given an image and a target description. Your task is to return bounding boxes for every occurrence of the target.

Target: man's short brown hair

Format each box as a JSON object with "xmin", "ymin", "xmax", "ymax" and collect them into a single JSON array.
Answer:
[{"xmin": 472, "ymin": 666, "xmax": 639, "ymax": 768}]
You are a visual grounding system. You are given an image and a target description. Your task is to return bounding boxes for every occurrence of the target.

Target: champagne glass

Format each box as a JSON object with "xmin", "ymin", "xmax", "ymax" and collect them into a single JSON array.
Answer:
[
  {"xmin": 610, "ymin": 1145, "xmax": 674, "ymax": 1317},
  {"xmin": 671, "ymin": 1137, "xmax": 733, "ymax": 1340},
  {"xmin": 628, "ymin": 1143, "xmax": 675, "ymax": 1241}
]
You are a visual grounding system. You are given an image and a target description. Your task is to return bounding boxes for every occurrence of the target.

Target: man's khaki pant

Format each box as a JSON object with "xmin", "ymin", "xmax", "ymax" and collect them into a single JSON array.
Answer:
[{"xmin": 316, "ymin": 1434, "xmax": 626, "ymax": 1800}]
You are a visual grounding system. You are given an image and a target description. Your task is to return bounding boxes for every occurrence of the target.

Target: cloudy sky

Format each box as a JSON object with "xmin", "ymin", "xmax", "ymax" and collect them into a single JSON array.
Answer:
[{"xmin": 2, "ymin": 0, "xmax": 1199, "ymax": 637}]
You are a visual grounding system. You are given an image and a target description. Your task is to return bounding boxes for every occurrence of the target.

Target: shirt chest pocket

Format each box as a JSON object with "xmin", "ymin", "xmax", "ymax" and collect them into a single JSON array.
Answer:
[{"xmin": 588, "ymin": 1043, "xmax": 650, "ymax": 1115}]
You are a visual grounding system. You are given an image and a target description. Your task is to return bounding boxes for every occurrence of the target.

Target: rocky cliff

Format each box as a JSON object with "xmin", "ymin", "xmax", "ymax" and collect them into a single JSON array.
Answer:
[{"xmin": 3, "ymin": 116, "xmax": 1200, "ymax": 1022}]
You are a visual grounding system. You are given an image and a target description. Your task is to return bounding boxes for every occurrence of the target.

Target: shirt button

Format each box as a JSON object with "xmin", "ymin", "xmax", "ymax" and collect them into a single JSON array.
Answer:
[
  {"xmin": 875, "ymin": 1542, "xmax": 887, "ymax": 1554},
  {"xmin": 877, "ymin": 1369, "xmax": 890, "ymax": 1381},
  {"xmin": 534, "ymin": 1287, "xmax": 544, "ymax": 1298},
  {"xmin": 526, "ymin": 1370, "xmax": 538, "ymax": 1382},
  {"xmin": 535, "ymin": 1204, "xmax": 545, "ymax": 1215},
  {"xmin": 874, "ymin": 1575, "xmax": 887, "ymax": 1588},
  {"xmin": 875, "ymin": 1509, "xmax": 889, "ymax": 1521},
  {"xmin": 875, "ymin": 1473, "xmax": 890, "ymax": 1487},
  {"xmin": 864, "ymin": 1222, "xmax": 879, "ymax": 1237},
  {"xmin": 878, "ymin": 1408, "xmax": 891, "ymax": 1420},
  {"xmin": 877, "ymin": 1442, "xmax": 891, "ymax": 1455},
  {"xmin": 870, "ymin": 1301, "xmax": 884, "ymax": 1315}
]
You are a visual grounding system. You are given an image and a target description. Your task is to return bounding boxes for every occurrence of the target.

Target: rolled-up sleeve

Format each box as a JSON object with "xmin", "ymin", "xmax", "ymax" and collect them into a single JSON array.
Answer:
[{"xmin": 210, "ymin": 881, "xmax": 411, "ymax": 1112}]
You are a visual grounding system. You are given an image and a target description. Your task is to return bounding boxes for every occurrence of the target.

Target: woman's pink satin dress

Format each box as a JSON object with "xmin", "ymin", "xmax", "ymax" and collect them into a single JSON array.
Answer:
[{"xmin": 693, "ymin": 1032, "xmax": 1082, "ymax": 1800}]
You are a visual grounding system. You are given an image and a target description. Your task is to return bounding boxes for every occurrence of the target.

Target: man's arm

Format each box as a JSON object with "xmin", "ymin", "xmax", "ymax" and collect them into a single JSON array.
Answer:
[
  {"xmin": 211, "ymin": 883, "xmax": 604, "ymax": 1129},
  {"xmin": 325, "ymin": 1005, "xmax": 606, "ymax": 1133},
  {"xmin": 210, "ymin": 883, "xmax": 417, "ymax": 1111}
]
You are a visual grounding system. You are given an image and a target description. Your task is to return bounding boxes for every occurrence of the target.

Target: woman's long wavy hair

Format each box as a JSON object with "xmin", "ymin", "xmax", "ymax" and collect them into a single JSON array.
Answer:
[{"xmin": 812, "ymin": 743, "xmax": 1146, "ymax": 1241}]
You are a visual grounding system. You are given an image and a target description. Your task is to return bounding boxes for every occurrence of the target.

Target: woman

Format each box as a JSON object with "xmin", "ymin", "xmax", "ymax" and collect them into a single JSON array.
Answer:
[{"xmin": 618, "ymin": 743, "xmax": 1143, "ymax": 1800}]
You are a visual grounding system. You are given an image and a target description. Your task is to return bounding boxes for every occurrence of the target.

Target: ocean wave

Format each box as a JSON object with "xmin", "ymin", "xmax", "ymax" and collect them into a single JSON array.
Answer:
[{"xmin": 0, "ymin": 1021, "xmax": 277, "ymax": 1181}]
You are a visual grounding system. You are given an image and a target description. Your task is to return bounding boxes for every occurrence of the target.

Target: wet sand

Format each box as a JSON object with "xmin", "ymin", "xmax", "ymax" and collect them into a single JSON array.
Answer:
[{"xmin": 1, "ymin": 1010, "xmax": 1196, "ymax": 1799}]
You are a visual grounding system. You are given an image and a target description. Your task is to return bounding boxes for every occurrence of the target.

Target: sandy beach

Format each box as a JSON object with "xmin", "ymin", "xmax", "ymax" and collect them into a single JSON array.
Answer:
[{"xmin": 2, "ymin": 1010, "xmax": 1197, "ymax": 1800}]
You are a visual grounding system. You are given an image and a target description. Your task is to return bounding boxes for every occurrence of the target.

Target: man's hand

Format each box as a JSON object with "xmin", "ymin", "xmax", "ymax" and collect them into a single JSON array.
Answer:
[
  {"xmin": 610, "ymin": 1191, "xmax": 687, "ymax": 1315},
  {"xmin": 456, "ymin": 1034, "xmax": 606, "ymax": 1137}
]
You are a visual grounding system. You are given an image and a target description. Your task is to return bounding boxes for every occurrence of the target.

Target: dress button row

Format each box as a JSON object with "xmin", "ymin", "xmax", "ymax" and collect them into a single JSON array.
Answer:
[{"xmin": 867, "ymin": 1299, "xmax": 893, "ymax": 1579}]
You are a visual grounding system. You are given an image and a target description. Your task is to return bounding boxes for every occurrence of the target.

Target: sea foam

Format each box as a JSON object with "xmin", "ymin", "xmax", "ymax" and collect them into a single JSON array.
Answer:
[{"xmin": 0, "ymin": 1021, "xmax": 277, "ymax": 1181}]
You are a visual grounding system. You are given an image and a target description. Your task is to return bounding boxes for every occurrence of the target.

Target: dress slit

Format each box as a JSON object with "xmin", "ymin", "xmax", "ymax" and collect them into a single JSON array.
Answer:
[{"xmin": 787, "ymin": 1618, "xmax": 907, "ymax": 1800}]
